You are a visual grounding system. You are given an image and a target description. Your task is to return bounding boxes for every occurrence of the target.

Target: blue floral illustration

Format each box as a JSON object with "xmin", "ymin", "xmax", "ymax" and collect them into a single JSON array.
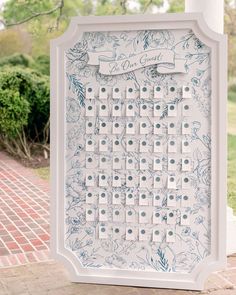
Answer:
[
  {"xmin": 64, "ymin": 28, "xmax": 212, "ymax": 274},
  {"xmin": 66, "ymin": 40, "xmax": 88, "ymax": 70}
]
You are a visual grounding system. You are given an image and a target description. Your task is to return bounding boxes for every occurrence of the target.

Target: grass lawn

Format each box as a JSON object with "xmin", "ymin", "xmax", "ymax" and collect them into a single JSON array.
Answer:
[
  {"xmin": 228, "ymin": 98, "xmax": 236, "ymax": 214},
  {"xmin": 34, "ymin": 166, "xmax": 50, "ymax": 181},
  {"xmin": 34, "ymin": 100, "xmax": 236, "ymax": 213},
  {"xmin": 228, "ymin": 134, "xmax": 236, "ymax": 214},
  {"xmin": 228, "ymin": 100, "xmax": 236, "ymax": 135}
]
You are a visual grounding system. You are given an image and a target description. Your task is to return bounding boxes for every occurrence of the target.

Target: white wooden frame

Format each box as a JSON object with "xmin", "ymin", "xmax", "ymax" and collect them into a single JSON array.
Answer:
[{"xmin": 50, "ymin": 13, "xmax": 227, "ymax": 290}]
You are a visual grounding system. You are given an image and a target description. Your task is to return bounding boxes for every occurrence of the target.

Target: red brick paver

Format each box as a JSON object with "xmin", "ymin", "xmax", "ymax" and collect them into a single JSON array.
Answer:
[{"xmin": 0, "ymin": 151, "xmax": 50, "ymax": 267}]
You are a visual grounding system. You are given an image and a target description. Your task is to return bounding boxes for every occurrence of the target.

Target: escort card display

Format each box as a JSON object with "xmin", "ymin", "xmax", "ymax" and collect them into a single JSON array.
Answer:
[{"xmin": 50, "ymin": 14, "xmax": 227, "ymax": 290}]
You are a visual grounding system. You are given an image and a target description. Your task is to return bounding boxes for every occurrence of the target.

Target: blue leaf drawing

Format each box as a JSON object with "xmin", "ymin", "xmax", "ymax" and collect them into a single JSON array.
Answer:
[
  {"xmin": 67, "ymin": 73, "xmax": 85, "ymax": 107},
  {"xmin": 157, "ymin": 248, "xmax": 170, "ymax": 272}
]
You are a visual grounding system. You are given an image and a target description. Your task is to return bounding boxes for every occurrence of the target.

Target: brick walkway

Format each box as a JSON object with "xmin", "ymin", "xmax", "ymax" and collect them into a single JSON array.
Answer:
[{"xmin": 0, "ymin": 151, "xmax": 50, "ymax": 267}]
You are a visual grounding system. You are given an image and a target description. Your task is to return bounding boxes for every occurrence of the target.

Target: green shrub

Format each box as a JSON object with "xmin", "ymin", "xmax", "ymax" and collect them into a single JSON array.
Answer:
[
  {"xmin": 228, "ymin": 91, "xmax": 236, "ymax": 103},
  {"xmin": 0, "ymin": 53, "xmax": 50, "ymax": 76},
  {"xmin": 0, "ymin": 67, "xmax": 49, "ymax": 142},
  {"xmin": 229, "ymin": 83, "xmax": 236, "ymax": 93},
  {"xmin": 0, "ymin": 89, "xmax": 29, "ymax": 137},
  {"xmin": 228, "ymin": 78, "xmax": 236, "ymax": 93},
  {"xmin": 0, "ymin": 53, "xmax": 33, "ymax": 68},
  {"xmin": 32, "ymin": 55, "xmax": 50, "ymax": 75}
]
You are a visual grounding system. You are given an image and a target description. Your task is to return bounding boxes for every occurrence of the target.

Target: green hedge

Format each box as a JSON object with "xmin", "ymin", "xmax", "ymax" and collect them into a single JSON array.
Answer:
[
  {"xmin": 228, "ymin": 91, "xmax": 236, "ymax": 103},
  {"xmin": 0, "ymin": 53, "xmax": 33, "ymax": 68},
  {"xmin": 0, "ymin": 89, "xmax": 29, "ymax": 137},
  {"xmin": 32, "ymin": 55, "xmax": 50, "ymax": 76},
  {"xmin": 0, "ymin": 67, "xmax": 49, "ymax": 142},
  {"xmin": 0, "ymin": 53, "xmax": 50, "ymax": 75}
]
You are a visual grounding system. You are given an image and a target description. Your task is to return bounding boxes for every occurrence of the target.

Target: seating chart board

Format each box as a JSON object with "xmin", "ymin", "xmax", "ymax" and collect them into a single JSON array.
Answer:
[{"xmin": 50, "ymin": 14, "xmax": 227, "ymax": 290}]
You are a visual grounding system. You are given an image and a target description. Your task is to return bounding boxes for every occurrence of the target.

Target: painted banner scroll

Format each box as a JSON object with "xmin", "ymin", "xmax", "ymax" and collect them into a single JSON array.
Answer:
[{"xmin": 87, "ymin": 49, "xmax": 187, "ymax": 75}]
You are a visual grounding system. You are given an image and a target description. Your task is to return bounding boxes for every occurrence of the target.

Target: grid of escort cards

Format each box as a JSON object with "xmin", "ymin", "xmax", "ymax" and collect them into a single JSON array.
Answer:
[{"xmin": 83, "ymin": 85, "xmax": 192, "ymax": 243}]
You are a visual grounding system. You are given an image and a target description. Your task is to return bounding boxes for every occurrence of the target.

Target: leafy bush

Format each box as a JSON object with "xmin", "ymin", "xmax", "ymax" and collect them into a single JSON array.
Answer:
[
  {"xmin": 0, "ymin": 53, "xmax": 50, "ymax": 75},
  {"xmin": 0, "ymin": 53, "xmax": 33, "ymax": 68},
  {"xmin": 0, "ymin": 89, "xmax": 29, "ymax": 137},
  {"xmin": 228, "ymin": 91, "xmax": 236, "ymax": 103},
  {"xmin": 228, "ymin": 77, "xmax": 236, "ymax": 91},
  {"xmin": 32, "ymin": 55, "xmax": 50, "ymax": 75},
  {"xmin": 229, "ymin": 83, "xmax": 236, "ymax": 94},
  {"xmin": 0, "ymin": 67, "xmax": 49, "ymax": 159},
  {"xmin": 228, "ymin": 77, "xmax": 236, "ymax": 102}
]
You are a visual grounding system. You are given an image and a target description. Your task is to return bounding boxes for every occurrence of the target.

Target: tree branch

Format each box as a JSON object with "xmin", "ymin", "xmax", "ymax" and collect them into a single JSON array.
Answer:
[
  {"xmin": 0, "ymin": 0, "xmax": 64, "ymax": 28},
  {"xmin": 225, "ymin": 2, "xmax": 236, "ymax": 36},
  {"xmin": 142, "ymin": 0, "xmax": 153, "ymax": 13},
  {"xmin": 120, "ymin": 0, "xmax": 127, "ymax": 15}
]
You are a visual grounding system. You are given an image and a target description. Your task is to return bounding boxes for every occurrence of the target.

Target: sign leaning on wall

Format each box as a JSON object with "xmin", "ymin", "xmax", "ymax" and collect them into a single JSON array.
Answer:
[{"xmin": 50, "ymin": 14, "xmax": 227, "ymax": 290}]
